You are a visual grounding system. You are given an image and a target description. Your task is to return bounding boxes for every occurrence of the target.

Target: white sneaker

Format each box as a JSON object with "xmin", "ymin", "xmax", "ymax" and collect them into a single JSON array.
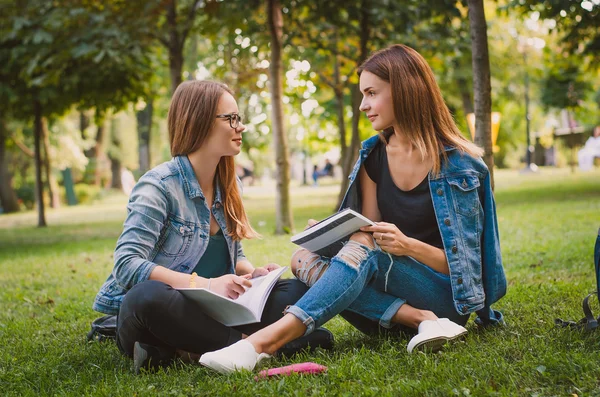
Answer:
[
  {"xmin": 407, "ymin": 318, "xmax": 468, "ymax": 353},
  {"xmin": 199, "ymin": 340, "xmax": 271, "ymax": 374}
]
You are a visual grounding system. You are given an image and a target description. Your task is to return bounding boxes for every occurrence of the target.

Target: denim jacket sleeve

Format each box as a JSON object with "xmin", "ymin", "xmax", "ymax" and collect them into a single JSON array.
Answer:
[
  {"xmin": 112, "ymin": 173, "xmax": 167, "ymax": 290},
  {"xmin": 236, "ymin": 241, "xmax": 247, "ymax": 263},
  {"xmin": 475, "ymin": 171, "xmax": 507, "ymax": 326}
]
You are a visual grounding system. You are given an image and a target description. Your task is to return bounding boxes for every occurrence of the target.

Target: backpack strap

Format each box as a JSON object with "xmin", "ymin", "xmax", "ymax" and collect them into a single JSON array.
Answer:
[
  {"xmin": 582, "ymin": 292, "xmax": 599, "ymax": 331},
  {"xmin": 555, "ymin": 230, "xmax": 600, "ymax": 331},
  {"xmin": 595, "ymin": 228, "xmax": 600, "ymax": 293}
]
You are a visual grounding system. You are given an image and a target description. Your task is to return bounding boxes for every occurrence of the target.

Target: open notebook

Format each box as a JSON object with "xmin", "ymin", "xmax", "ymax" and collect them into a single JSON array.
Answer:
[{"xmin": 176, "ymin": 266, "xmax": 287, "ymax": 326}]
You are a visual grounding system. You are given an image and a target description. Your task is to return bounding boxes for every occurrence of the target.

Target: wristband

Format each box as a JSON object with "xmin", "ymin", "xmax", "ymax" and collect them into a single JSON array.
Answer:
[{"xmin": 189, "ymin": 272, "xmax": 197, "ymax": 288}]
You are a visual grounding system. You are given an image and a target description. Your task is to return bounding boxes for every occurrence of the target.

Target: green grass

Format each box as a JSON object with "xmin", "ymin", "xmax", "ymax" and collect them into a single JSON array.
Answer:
[{"xmin": 1, "ymin": 168, "xmax": 599, "ymax": 396}]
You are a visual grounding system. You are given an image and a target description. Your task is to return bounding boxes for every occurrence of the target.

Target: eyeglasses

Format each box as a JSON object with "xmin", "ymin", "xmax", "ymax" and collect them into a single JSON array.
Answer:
[{"xmin": 216, "ymin": 113, "xmax": 243, "ymax": 129}]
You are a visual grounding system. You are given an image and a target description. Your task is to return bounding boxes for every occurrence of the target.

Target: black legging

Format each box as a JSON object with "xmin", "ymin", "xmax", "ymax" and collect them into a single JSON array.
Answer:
[{"xmin": 116, "ymin": 279, "xmax": 308, "ymax": 357}]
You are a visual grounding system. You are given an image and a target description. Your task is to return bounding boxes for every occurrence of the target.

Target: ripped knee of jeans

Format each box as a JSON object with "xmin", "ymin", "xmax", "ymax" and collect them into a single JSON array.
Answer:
[
  {"xmin": 336, "ymin": 234, "xmax": 374, "ymax": 269},
  {"xmin": 291, "ymin": 248, "xmax": 330, "ymax": 287}
]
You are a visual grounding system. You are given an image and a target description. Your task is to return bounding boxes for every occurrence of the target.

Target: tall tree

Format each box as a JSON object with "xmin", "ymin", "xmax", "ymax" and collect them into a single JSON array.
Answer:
[
  {"xmin": 1, "ymin": 0, "xmax": 153, "ymax": 225},
  {"xmin": 468, "ymin": 0, "xmax": 495, "ymax": 188},
  {"xmin": 0, "ymin": 118, "xmax": 19, "ymax": 213},
  {"xmin": 143, "ymin": 0, "xmax": 203, "ymax": 93},
  {"xmin": 136, "ymin": 98, "xmax": 154, "ymax": 174},
  {"xmin": 267, "ymin": 0, "xmax": 293, "ymax": 234},
  {"xmin": 41, "ymin": 117, "xmax": 60, "ymax": 208},
  {"xmin": 108, "ymin": 116, "xmax": 123, "ymax": 190}
]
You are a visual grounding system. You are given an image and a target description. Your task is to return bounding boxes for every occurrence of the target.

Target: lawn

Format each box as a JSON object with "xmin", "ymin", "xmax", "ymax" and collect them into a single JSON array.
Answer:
[{"xmin": 1, "ymin": 168, "xmax": 599, "ymax": 396}]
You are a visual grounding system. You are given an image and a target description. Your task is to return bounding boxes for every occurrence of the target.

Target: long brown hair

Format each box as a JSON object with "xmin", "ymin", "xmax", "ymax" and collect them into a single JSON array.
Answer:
[
  {"xmin": 358, "ymin": 44, "xmax": 483, "ymax": 174},
  {"xmin": 168, "ymin": 80, "xmax": 258, "ymax": 241}
]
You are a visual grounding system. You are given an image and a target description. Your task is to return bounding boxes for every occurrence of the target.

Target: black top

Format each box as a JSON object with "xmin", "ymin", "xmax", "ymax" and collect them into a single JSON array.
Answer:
[{"xmin": 363, "ymin": 142, "xmax": 444, "ymax": 249}]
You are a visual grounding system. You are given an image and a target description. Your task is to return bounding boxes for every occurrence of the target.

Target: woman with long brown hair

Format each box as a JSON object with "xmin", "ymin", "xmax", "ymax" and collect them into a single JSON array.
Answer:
[
  {"xmin": 200, "ymin": 45, "xmax": 506, "ymax": 373},
  {"xmin": 93, "ymin": 80, "xmax": 332, "ymax": 373}
]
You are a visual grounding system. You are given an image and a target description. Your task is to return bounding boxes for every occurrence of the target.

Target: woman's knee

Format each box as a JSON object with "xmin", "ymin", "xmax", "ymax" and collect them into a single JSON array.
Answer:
[
  {"xmin": 291, "ymin": 248, "xmax": 330, "ymax": 287},
  {"xmin": 336, "ymin": 234, "xmax": 375, "ymax": 269},
  {"xmin": 290, "ymin": 248, "xmax": 309, "ymax": 277},
  {"xmin": 349, "ymin": 231, "xmax": 375, "ymax": 249}
]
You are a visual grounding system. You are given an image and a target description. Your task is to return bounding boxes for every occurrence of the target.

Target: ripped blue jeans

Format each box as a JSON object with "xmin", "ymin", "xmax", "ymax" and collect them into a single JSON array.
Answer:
[{"xmin": 286, "ymin": 241, "xmax": 468, "ymax": 335}]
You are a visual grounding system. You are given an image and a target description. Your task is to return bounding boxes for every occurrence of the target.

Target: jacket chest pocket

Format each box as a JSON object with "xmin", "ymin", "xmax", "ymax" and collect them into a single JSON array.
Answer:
[
  {"xmin": 447, "ymin": 176, "xmax": 480, "ymax": 217},
  {"xmin": 157, "ymin": 217, "xmax": 195, "ymax": 257}
]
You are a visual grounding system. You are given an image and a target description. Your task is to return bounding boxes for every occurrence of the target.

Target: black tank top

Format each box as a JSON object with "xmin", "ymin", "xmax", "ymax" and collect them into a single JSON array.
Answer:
[{"xmin": 364, "ymin": 142, "xmax": 444, "ymax": 249}]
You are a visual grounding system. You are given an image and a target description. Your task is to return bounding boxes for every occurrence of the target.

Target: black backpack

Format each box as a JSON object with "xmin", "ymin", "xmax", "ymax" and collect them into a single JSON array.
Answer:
[
  {"xmin": 556, "ymin": 228, "xmax": 600, "ymax": 331},
  {"xmin": 86, "ymin": 315, "xmax": 117, "ymax": 343}
]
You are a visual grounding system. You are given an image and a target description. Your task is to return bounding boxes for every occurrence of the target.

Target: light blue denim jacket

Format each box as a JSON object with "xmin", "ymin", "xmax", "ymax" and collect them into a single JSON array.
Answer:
[
  {"xmin": 93, "ymin": 156, "xmax": 245, "ymax": 315},
  {"xmin": 340, "ymin": 135, "xmax": 507, "ymax": 326}
]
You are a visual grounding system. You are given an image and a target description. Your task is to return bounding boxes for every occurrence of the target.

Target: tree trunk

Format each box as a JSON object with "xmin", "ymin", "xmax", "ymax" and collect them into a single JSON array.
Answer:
[
  {"xmin": 333, "ymin": 45, "xmax": 347, "ymax": 168},
  {"xmin": 267, "ymin": 0, "xmax": 293, "ymax": 234},
  {"xmin": 167, "ymin": 0, "xmax": 184, "ymax": 94},
  {"xmin": 94, "ymin": 118, "xmax": 106, "ymax": 187},
  {"xmin": 80, "ymin": 110, "xmax": 90, "ymax": 141},
  {"xmin": 468, "ymin": 0, "xmax": 495, "ymax": 189},
  {"xmin": 457, "ymin": 76, "xmax": 474, "ymax": 116},
  {"xmin": 169, "ymin": 47, "xmax": 184, "ymax": 94},
  {"xmin": 109, "ymin": 117, "xmax": 123, "ymax": 190},
  {"xmin": 33, "ymin": 101, "xmax": 47, "ymax": 227},
  {"xmin": 41, "ymin": 117, "xmax": 60, "ymax": 209},
  {"xmin": 337, "ymin": 0, "xmax": 370, "ymax": 208},
  {"xmin": 334, "ymin": 85, "xmax": 347, "ymax": 165},
  {"xmin": 0, "ymin": 117, "xmax": 20, "ymax": 213},
  {"xmin": 136, "ymin": 97, "xmax": 153, "ymax": 174}
]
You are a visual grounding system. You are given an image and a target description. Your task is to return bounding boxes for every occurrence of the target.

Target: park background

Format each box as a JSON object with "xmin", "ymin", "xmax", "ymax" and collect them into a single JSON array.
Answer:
[{"xmin": 1, "ymin": 0, "xmax": 600, "ymax": 395}]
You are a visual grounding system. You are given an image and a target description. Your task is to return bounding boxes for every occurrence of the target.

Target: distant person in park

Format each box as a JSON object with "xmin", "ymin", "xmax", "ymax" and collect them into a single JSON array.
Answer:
[
  {"xmin": 312, "ymin": 159, "xmax": 334, "ymax": 186},
  {"xmin": 311, "ymin": 165, "xmax": 319, "ymax": 186},
  {"xmin": 578, "ymin": 126, "xmax": 600, "ymax": 171},
  {"xmin": 120, "ymin": 167, "xmax": 136, "ymax": 196},
  {"xmin": 199, "ymin": 44, "xmax": 506, "ymax": 373},
  {"xmin": 93, "ymin": 80, "xmax": 331, "ymax": 373},
  {"xmin": 236, "ymin": 163, "xmax": 255, "ymax": 186}
]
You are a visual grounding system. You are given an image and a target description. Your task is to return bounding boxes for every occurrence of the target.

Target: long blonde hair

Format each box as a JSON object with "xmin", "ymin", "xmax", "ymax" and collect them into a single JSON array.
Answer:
[
  {"xmin": 358, "ymin": 44, "xmax": 483, "ymax": 174},
  {"xmin": 168, "ymin": 80, "xmax": 258, "ymax": 241}
]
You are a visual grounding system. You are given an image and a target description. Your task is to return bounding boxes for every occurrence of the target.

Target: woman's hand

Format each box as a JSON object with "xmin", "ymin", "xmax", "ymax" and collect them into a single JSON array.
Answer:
[
  {"xmin": 305, "ymin": 219, "xmax": 318, "ymax": 230},
  {"xmin": 210, "ymin": 274, "xmax": 253, "ymax": 300},
  {"xmin": 250, "ymin": 263, "xmax": 281, "ymax": 278},
  {"xmin": 361, "ymin": 222, "xmax": 413, "ymax": 257}
]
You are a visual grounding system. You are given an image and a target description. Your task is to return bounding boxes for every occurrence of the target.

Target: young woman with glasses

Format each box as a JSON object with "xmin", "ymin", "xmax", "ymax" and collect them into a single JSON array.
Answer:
[
  {"xmin": 93, "ymin": 80, "xmax": 332, "ymax": 373},
  {"xmin": 199, "ymin": 45, "xmax": 506, "ymax": 373}
]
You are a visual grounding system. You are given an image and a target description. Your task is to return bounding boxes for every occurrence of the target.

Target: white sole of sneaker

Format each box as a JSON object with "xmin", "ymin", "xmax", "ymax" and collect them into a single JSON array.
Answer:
[
  {"xmin": 198, "ymin": 357, "xmax": 234, "ymax": 374},
  {"xmin": 412, "ymin": 330, "xmax": 468, "ymax": 352}
]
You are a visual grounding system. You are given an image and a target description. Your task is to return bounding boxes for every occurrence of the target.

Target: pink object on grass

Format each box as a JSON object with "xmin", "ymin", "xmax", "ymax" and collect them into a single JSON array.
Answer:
[{"xmin": 255, "ymin": 362, "xmax": 327, "ymax": 380}]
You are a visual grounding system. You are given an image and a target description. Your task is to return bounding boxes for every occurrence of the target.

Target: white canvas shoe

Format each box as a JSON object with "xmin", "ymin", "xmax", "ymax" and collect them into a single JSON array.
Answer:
[
  {"xmin": 407, "ymin": 318, "xmax": 468, "ymax": 353},
  {"xmin": 199, "ymin": 340, "xmax": 271, "ymax": 374}
]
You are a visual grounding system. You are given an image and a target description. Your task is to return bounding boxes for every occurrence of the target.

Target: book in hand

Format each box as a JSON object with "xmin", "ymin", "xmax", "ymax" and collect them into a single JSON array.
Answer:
[
  {"xmin": 176, "ymin": 266, "xmax": 287, "ymax": 327},
  {"xmin": 290, "ymin": 208, "xmax": 375, "ymax": 258}
]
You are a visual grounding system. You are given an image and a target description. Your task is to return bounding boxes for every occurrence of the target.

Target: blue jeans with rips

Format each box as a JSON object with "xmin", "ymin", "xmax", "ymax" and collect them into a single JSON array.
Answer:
[{"xmin": 286, "ymin": 242, "xmax": 469, "ymax": 335}]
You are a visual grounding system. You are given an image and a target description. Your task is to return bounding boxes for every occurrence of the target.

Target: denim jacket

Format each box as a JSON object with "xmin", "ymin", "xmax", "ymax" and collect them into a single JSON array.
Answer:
[
  {"xmin": 93, "ymin": 156, "xmax": 245, "ymax": 315},
  {"xmin": 340, "ymin": 135, "xmax": 507, "ymax": 326}
]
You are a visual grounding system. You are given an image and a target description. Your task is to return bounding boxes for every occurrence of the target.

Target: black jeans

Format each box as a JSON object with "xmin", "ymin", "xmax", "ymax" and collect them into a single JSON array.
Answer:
[
  {"xmin": 116, "ymin": 279, "xmax": 308, "ymax": 358},
  {"xmin": 340, "ymin": 310, "xmax": 416, "ymax": 337}
]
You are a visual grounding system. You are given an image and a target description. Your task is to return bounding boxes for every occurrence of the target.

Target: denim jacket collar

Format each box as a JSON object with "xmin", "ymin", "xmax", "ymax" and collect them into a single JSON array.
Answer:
[{"xmin": 175, "ymin": 156, "xmax": 223, "ymax": 204}]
